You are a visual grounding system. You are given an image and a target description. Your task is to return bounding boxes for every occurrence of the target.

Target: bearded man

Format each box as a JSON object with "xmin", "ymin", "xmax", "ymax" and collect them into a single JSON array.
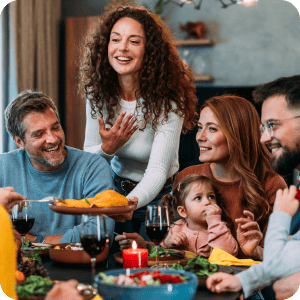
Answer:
[
  {"xmin": 254, "ymin": 75, "xmax": 300, "ymax": 300},
  {"xmin": 254, "ymin": 75, "xmax": 300, "ymax": 236},
  {"xmin": 0, "ymin": 90, "xmax": 115, "ymax": 244}
]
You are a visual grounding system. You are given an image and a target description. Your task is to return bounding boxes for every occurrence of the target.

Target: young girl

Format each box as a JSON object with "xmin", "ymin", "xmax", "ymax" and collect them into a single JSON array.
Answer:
[
  {"xmin": 116, "ymin": 175, "xmax": 238, "ymax": 257},
  {"xmin": 160, "ymin": 175, "xmax": 238, "ymax": 257}
]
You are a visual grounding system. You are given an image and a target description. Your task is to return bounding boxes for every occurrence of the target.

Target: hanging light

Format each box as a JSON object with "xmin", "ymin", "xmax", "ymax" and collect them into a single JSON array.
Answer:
[
  {"xmin": 237, "ymin": 0, "xmax": 258, "ymax": 7},
  {"xmin": 155, "ymin": 0, "xmax": 258, "ymax": 12}
]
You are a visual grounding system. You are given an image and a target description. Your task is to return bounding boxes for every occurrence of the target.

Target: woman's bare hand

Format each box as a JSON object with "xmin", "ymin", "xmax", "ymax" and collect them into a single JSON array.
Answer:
[
  {"xmin": 236, "ymin": 210, "xmax": 263, "ymax": 259},
  {"xmin": 99, "ymin": 111, "xmax": 139, "ymax": 155},
  {"xmin": 107, "ymin": 196, "xmax": 138, "ymax": 222}
]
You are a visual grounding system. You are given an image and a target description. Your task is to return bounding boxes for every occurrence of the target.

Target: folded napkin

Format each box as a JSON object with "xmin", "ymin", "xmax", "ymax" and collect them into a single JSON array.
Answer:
[
  {"xmin": 92, "ymin": 295, "xmax": 103, "ymax": 300},
  {"xmin": 208, "ymin": 247, "xmax": 261, "ymax": 266}
]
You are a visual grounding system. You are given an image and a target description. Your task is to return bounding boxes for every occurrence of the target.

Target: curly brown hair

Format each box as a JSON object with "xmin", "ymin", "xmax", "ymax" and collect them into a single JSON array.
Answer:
[
  {"xmin": 79, "ymin": 4, "xmax": 198, "ymax": 133},
  {"xmin": 161, "ymin": 175, "xmax": 233, "ymax": 231}
]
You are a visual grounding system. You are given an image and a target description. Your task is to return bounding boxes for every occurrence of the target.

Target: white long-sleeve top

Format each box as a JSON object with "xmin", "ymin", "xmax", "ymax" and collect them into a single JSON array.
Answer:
[{"xmin": 84, "ymin": 98, "xmax": 183, "ymax": 209}]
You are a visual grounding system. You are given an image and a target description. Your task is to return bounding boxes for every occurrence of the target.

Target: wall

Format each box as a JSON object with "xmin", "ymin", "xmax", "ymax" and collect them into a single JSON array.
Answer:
[
  {"xmin": 139, "ymin": 0, "xmax": 300, "ymax": 86},
  {"xmin": 62, "ymin": 0, "xmax": 300, "ymax": 86},
  {"xmin": 62, "ymin": 0, "xmax": 105, "ymax": 17}
]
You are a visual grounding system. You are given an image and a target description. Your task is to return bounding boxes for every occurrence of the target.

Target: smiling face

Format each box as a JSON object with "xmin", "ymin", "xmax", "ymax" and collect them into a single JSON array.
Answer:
[
  {"xmin": 196, "ymin": 107, "xmax": 230, "ymax": 165},
  {"xmin": 261, "ymin": 95, "xmax": 300, "ymax": 175},
  {"xmin": 14, "ymin": 108, "xmax": 66, "ymax": 171},
  {"xmin": 108, "ymin": 17, "xmax": 146, "ymax": 81},
  {"xmin": 178, "ymin": 181, "xmax": 217, "ymax": 230}
]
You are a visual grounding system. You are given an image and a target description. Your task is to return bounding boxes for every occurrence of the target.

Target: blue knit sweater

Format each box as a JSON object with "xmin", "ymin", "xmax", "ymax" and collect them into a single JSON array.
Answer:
[{"xmin": 0, "ymin": 146, "xmax": 114, "ymax": 243}]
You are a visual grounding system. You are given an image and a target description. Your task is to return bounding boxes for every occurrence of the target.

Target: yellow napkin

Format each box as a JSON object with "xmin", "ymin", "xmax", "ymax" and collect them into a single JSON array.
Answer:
[
  {"xmin": 208, "ymin": 247, "xmax": 261, "ymax": 266},
  {"xmin": 92, "ymin": 295, "xmax": 103, "ymax": 300}
]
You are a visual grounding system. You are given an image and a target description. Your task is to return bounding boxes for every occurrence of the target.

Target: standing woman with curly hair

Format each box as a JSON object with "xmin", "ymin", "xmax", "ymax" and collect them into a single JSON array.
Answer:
[
  {"xmin": 79, "ymin": 5, "xmax": 198, "ymax": 239},
  {"xmin": 174, "ymin": 95, "xmax": 287, "ymax": 259}
]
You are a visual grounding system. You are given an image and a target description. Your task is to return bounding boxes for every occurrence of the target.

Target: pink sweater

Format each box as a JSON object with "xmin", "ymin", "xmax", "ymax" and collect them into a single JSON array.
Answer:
[
  {"xmin": 160, "ymin": 216, "xmax": 238, "ymax": 257},
  {"xmin": 174, "ymin": 163, "xmax": 287, "ymax": 258}
]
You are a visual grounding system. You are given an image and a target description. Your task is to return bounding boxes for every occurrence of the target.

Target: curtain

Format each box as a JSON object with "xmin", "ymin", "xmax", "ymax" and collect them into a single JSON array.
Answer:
[
  {"xmin": 1, "ymin": 3, "xmax": 18, "ymax": 153},
  {"xmin": 14, "ymin": 0, "xmax": 61, "ymax": 107}
]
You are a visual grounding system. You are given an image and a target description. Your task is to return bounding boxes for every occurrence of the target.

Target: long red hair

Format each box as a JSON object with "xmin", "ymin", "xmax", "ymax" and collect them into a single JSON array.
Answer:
[{"xmin": 201, "ymin": 95, "xmax": 275, "ymax": 227}]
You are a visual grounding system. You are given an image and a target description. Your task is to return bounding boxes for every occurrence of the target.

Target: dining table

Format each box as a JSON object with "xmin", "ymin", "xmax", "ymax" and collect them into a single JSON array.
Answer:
[{"xmin": 41, "ymin": 252, "xmax": 243, "ymax": 300}]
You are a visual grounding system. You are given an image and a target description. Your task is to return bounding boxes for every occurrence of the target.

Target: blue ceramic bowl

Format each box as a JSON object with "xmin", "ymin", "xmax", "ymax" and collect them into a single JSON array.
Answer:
[{"xmin": 95, "ymin": 268, "xmax": 198, "ymax": 300}]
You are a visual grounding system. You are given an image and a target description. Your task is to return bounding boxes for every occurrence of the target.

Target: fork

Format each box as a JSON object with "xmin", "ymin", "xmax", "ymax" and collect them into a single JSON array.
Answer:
[{"xmin": 24, "ymin": 197, "xmax": 65, "ymax": 204}]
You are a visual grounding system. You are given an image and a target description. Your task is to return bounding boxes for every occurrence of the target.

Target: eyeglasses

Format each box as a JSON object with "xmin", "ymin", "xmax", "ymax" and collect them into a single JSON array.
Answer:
[{"xmin": 260, "ymin": 115, "xmax": 300, "ymax": 137}]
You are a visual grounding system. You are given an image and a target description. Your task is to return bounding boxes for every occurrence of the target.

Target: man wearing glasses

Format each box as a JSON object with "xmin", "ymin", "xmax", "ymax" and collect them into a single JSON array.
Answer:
[{"xmin": 253, "ymin": 75, "xmax": 300, "ymax": 300}]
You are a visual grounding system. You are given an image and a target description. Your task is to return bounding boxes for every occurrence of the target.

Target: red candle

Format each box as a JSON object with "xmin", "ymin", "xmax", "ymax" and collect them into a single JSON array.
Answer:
[{"xmin": 122, "ymin": 241, "xmax": 148, "ymax": 268}]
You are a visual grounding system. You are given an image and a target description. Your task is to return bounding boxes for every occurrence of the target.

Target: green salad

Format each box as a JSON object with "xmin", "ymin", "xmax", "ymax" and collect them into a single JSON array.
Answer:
[
  {"xmin": 170, "ymin": 256, "xmax": 218, "ymax": 276},
  {"xmin": 148, "ymin": 246, "xmax": 175, "ymax": 257},
  {"xmin": 17, "ymin": 275, "xmax": 53, "ymax": 297},
  {"xmin": 23, "ymin": 240, "xmax": 50, "ymax": 250},
  {"xmin": 22, "ymin": 241, "xmax": 50, "ymax": 264}
]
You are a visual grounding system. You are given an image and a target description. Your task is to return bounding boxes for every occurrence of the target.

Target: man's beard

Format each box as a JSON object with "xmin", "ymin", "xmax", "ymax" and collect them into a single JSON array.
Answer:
[
  {"xmin": 28, "ymin": 151, "xmax": 66, "ymax": 167},
  {"xmin": 270, "ymin": 141, "xmax": 300, "ymax": 176},
  {"xmin": 26, "ymin": 141, "xmax": 66, "ymax": 168}
]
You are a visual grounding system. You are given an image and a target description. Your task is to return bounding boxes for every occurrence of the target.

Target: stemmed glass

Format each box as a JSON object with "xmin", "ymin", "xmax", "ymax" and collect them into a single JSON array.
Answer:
[
  {"xmin": 80, "ymin": 215, "xmax": 109, "ymax": 288},
  {"xmin": 145, "ymin": 205, "xmax": 170, "ymax": 267},
  {"xmin": 12, "ymin": 202, "xmax": 35, "ymax": 251}
]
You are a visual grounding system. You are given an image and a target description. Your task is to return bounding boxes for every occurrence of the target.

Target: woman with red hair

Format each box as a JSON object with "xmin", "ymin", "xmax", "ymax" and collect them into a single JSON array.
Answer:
[{"xmin": 175, "ymin": 95, "xmax": 287, "ymax": 259}]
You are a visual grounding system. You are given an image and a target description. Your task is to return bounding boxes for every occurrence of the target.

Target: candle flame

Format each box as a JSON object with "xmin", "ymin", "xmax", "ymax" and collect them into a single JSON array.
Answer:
[{"xmin": 132, "ymin": 240, "xmax": 137, "ymax": 250}]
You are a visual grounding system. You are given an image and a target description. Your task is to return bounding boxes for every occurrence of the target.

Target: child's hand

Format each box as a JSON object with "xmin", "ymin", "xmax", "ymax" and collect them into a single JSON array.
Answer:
[
  {"xmin": 206, "ymin": 272, "xmax": 242, "ymax": 293},
  {"xmin": 236, "ymin": 210, "xmax": 263, "ymax": 258},
  {"xmin": 274, "ymin": 186, "xmax": 300, "ymax": 217},
  {"xmin": 164, "ymin": 232, "xmax": 187, "ymax": 249},
  {"xmin": 115, "ymin": 232, "xmax": 147, "ymax": 249},
  {"xmin": 205, "ymin": 203, "xmax": 222, "ymax": 216}
]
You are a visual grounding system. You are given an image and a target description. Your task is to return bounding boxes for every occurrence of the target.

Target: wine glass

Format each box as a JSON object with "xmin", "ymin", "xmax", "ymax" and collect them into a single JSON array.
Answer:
[
  {"xmin": 145, "ymin": 205, "xmax": 170, "ymax": 267},
  {"xmin": 12, "ymin": 202, "xmax": 35, "ymax": 251},
  {"xmin": 80, "ymin": 215, "xmax": 109, "ymax": 288}
]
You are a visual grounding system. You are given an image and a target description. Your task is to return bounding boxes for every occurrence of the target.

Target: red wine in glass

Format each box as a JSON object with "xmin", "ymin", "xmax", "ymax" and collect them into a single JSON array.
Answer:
[
  {"xmin": 80, "ymin": 215, "xmax": 109, "ymax": 288},
  {"xmin": 81, "ymin": 234, "xmax": 108, "ymax": 257},
  {"xmin": 12, "ymin": 217, "xmax": 35, "ymax": 235},
  {"xmin": 12, "ymin": 203, "xmax": 35, "ymax": 250},
  {"xmin": 145, "ymin": 223, "xmax": 169, "ymax": 245},
  {"xmin": 145, "ymin": 205, "xmax": 170, "ymax": 267}
]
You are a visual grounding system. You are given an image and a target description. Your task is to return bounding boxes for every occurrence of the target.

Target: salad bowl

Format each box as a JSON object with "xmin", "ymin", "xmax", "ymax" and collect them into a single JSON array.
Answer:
[{"xmin": 95, "ymin": 268, "xmax": 197, "ymax": 300}]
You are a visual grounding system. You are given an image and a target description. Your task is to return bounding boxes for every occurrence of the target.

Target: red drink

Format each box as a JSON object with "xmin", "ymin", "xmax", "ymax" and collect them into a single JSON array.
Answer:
[{"xmin": 12, "ymin": 217, "xmax": 35, "ymax": 235}]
